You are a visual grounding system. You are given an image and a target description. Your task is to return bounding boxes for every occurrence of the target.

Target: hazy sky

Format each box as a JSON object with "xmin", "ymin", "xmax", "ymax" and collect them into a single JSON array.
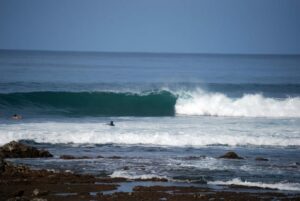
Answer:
[{"xmin": 0, "ymin": 0, "xmax": 300, "ymax": 54}]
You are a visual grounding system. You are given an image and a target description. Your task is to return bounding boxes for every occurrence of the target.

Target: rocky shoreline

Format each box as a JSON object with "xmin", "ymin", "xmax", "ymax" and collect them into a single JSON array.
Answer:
[{"xmin": 1, "ymin": 141, "xmax": 300, "ymax": 201}]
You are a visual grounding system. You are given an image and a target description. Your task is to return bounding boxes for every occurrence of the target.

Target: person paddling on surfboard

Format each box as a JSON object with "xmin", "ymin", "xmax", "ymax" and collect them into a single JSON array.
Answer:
[{"xmin": 12, "ymin": 114, "xmax": 22, "ymax": 120}]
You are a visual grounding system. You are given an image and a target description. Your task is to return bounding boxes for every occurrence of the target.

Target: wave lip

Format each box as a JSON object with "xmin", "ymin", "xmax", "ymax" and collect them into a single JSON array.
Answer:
[
  {"xmin": 175, "ymin": 90, "xmax": 300, "ymax": 117},
  {"xmin": 208, "ymin": 178, "xmax": 300, "ymax": 191}
]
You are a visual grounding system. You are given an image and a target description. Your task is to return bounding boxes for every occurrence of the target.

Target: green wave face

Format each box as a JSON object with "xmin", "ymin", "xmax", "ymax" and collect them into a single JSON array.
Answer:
[{"xmin": 0, "ymin": 91, "xmax": 177, "ymax": 117}]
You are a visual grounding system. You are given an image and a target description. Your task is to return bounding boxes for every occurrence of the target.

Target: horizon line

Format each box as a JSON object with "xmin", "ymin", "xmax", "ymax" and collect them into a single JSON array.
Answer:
[{"xmin": 0, "ymin": 48, "xmax": 300, "ymax": 57}]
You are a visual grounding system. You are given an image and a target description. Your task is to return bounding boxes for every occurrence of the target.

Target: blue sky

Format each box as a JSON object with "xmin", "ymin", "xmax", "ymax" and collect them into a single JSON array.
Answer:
[{"xmin": 0, "ymin": 0, "xmax": 299, "ymax": 54}]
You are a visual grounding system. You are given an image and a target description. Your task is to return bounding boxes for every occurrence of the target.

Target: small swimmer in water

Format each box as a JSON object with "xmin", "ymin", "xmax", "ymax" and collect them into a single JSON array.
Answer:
[
  {"xmin": 12, "ymin": 114, "xmax": 22, "ymax": 120},
  {"xmin": 109, "ymin": 121, "xmax": 115, "ymax": 126}
]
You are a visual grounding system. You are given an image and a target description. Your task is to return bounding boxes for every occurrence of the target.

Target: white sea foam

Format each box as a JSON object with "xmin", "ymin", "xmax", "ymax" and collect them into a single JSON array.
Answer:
[
  {"xmin": 110, "ymin": 170, "xmax": 167, "ymax": 180},
  {"xmin": 175, "ymin": 89, "xmax": 300, "ymax": 117},
  {"xmin": 0, "ymin": 117, "xmax": 299, "ymax": 146},
  {"xmin": 208, "ymin": 178, "xmax": 300, "ymax": 191}
]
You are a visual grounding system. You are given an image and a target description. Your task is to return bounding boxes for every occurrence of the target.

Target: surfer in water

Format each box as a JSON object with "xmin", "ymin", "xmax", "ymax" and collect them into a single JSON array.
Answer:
[
  {"xmin": 12, "ymin": 114, "xmax": 22, "ymax": 120},
  {"xmin": 109, "ymin": 121, "xmax": 115, "ymax": 126}
]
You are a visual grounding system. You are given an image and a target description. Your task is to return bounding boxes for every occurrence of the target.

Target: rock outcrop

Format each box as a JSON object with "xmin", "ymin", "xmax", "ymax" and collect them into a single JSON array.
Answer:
[
  {"xmin": 255, "ymin": 157, "xmax": 268, "ymax": 161},
  {"xmin": 32, "ymin": 188, "xmax": 49, "ymax": 196},
  {"xmin": 0, "ymin": 157, "xmax": 6, "ymax": 174},
  {"xmin": 219, "ymin": 151, "xmax": 244, "ymax": 159},
  {"xmin": 0, "ymin": 141, "xmax": 53, "ymax": 158},
  {"xmin": 59, "ymin": 155, "xmax": 91, "ymax": 160}
]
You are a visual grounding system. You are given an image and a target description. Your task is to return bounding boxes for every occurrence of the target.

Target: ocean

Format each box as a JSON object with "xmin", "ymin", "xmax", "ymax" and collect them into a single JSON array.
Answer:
[{"xmin": 0, "ymin": 50, "xmax": 300, "ymax": 192}]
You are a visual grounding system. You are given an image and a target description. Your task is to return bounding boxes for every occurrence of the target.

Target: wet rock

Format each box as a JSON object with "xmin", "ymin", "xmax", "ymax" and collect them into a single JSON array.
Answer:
[
  {"xmin": 134, "ymin": 177, "xmax": 168, "ymax": 182},
  {"xmin": 0, "ymin": 157, "xmax": 6, "ymax": 174},
  {"xmin": 3, "ymin": 163, "xmax": 33, "ymax": 175},
  {"xmin": 32, "ymin": 188, "xmax": 49, "ymax": 196},
  {"xmin": 255, "ymin": 157, "xmax": 268, "ymax": 161},
  {"xmin": 59, "ymin": 155, "xmax": 76, "ymax": 159},
  {"xmin": 59, "ymin": 155, "xmax": 91, "ymax": 160},
  {"xmin": 0, "ymin": 141, "xmax": 52, "ymax": 158},
  {"xmin": 194, "ymin": 193, "xmax": 205, "ymax": 198},
  {"xmin": 108, "ymin": 156, "xmax": 122, "ymax": 159},
  {"xmin": 6, "ymin": 197, "xmax": 29, "ymax": 201},
  {"xmin": 79, "ymin": 156, "xmax": 91, "ymax": 159},
  {"xmin": 30, "ymin": 198, "xmax": 47, "ymax": 201},
  {"xmin": 219, "ymin": 151, "xmax": 244, "ymax": 159},
  {"xmin": 13, "ymin": 190, "xmax": 25, "ymax": 197},
  {"xmin": 0, "ymin": 150, "xmax": 4, "ymax": 158},
  {"xmin": 14, "ymin": 165, "xmax": 31, "ymax": 174},
  {"xmin": 183, "ymin": 155, "xmax": 206, "ymax": 160},
  {"xmin": 1, "ymin": 162, "xmax": 299, "ymax": 201}
]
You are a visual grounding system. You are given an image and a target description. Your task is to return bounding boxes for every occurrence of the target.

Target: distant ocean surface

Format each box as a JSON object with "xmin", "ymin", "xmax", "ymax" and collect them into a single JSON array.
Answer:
[{"xmin": 0, "ymin": 50, "xmax": 300, "ymax": 192}]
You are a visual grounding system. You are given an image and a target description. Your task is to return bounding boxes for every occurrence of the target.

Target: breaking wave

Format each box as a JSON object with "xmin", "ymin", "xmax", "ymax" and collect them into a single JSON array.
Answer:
[
  {"xmin": 208, "ymin": 178, "xmax": 300, "ymax": 191},
  {"xmin": 110, "ymin": 170, "xmax": 167, "ymax": 180},
  {"xmin": 0, "ymin": 91, "xmax": 176, "ymax": 116},
  {"xmin": 176, "ymin": 90, "xmax": 300, "ymax": 117},
  {"xmin": 0, "ymin": 88, "xmax": 300, "ymax": 117}
]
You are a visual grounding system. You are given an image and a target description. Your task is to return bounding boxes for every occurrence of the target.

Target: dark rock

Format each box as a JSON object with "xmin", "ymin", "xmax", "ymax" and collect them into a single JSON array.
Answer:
[
  {"xmin": 255, "ymin": 157, "xmax": 268, "ymax": 161},
  {"xmin": 184, "ymin": 155, "xmax": 206, "ymax": 160},
  {"xmin": 6, "ymin": 197, "xmax": 30, "ymax": 201},
  {"xmin": 32, "ymin": 188, "xmax": 49, "ymax": 196},
  {"xmin": 13, "ymin": 190, "xmax": 25, "ymax": 197},
  {"xmin": 3, "ymin": 163, "xmax": 32, "ymax": 175},
  {"xmin": 134, "ymin": 177, "xmax": 168, "ymax": 182},
  {"xmin": 0, "ymin": 141, "xmax": 52, "ymax": 158},
  {"xmin": 59, "ymin": 155, "xmax": 76, "ymax": 160},
  {"xmin": 0, "ymin": 150, "xmax": 4, "ymax": 158},
  {"xmin": 30, "ymin": 198, "xmax": 47, "ymax": 201},
  {"xmin": 108, "ymin": 156, "xmax": 122, "ymax": 159},
  {"xmin": 80, "ymin": 156, "xmax": 91, "ymax": 159},
  {"xmin": 59, "ymin": 155, "xmax": 91, "ymax": 160},
  {"xmin": 219, "ymin": 151, "xmax": 244, "ymax": 159},
  {"xmin": 0, "ymin": 157, "xmax": 6, "ymax": 174}
]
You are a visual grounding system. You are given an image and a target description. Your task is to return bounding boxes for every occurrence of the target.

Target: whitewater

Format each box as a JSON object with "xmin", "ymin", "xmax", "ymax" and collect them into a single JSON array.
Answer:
[
  {"xmin": 175, "ymin": 89, "xmax": 300, "ymax": 117},
  {"xmin": 1, "ymin": 87, "xmax": 300, "ymax": 147},
  {"xmin": 1, "ymin": 115, "xmax": 299, "ymax": 147},
  {"xmin": 208, "ymin": 178, "xmax": 300, "ymax": 191}
]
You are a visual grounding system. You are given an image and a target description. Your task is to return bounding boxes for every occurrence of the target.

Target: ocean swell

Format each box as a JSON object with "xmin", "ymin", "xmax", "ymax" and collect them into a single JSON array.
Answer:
[
  {"xmin": 0, "ymin": 88, "xmax": 300, "ymax": 117},
  {"xmin": 0, "ymin": 91, "xmax": 176, "ymax": 116}
]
